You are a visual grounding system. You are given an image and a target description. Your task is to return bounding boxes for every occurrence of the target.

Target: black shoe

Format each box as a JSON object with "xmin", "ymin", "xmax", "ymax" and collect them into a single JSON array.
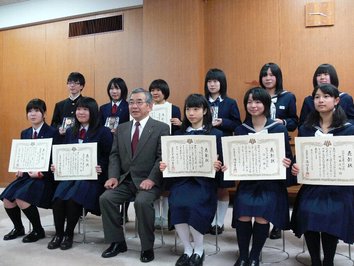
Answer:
[
  {"xmin": 189, "ymin": 252, "xmax": 205, "ymax": 266},
  {"xmin": 47, "ymin": 235, "xmax": 63, "ymax": 249},
  {"xmin": 209, "ymin": 225, "xmax": 224, "ymax": 235},
  {"xmin": 176, "ymin": 254, "xmax": 190, "ymax": 266},
  {"xmin": 60, "ymin": 235, "xmax": 73, "ymax": 250},
  {"xmin": 234, "ymin": 258, "xmax": 249, "ymax": 266},
  {"xmin": 249, "ymin": 259, "xmax": 259, "ymax": 266},
  {"xmin": 101, "ymin": 241, "xmax": 127, "ymax": 258},
  {"xmin": 140, "ymin": 249, "xmax": 154, "ymax": 263},
  {"xmin": 269, "ymin": 227, "xmax": 281, "ymax": 239},
  {"xmin": 3, "ymin": 227, "xmax": 25, "ymax": 240},
  {"xmin": 22, "ymin": 228, "xmax": 45, "ymax": 243}
]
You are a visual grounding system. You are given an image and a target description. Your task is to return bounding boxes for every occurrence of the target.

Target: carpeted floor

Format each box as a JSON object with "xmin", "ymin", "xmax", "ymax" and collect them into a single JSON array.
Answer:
[{"xmin": 0, "ymin": 189, "xmax": 353, "ymax": 266}]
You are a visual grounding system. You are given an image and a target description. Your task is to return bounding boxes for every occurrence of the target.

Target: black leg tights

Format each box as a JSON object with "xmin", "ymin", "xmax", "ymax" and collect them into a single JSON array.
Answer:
[
  {"xmin": 249, "ymin": 222, "xmax": 270, "ymax": 261},
  {"xmin": 304, "ymin": 231, "xmax": 321, "ymax": 266},
  {"xmin": 65, "ymin": 200, "xmax": 83, "ymax": 238},
  {"xmin": 236, "ymin": 220, "xmax": 253, "ymax": 260},
  {"xmin": 321, "ymin": 232, "xmax": 338, "ymax": 266},
  {"xmin": 5, "ymin": 206, "xmax": 23, "ymax": 230},
  {"xmin": 52, "ymin": 199, "xmax": 66, "ymax": 236}
]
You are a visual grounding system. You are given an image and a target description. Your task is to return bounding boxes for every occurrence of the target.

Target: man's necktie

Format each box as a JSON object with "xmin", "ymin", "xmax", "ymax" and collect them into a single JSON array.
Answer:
[
  {"xmin": 131, "ymin": 122, "xmax": 140, "ymax": 155},
  {"xmin": 79, "ymin": 128, "xmax": 86, "ymax": 140},
  {"xmin": 33, "ymin": 131, "xmax": 37, "ymax": 139},
  {"xmin": 112, "ymin": 103, "xmax": 118, "ymax": 115}
]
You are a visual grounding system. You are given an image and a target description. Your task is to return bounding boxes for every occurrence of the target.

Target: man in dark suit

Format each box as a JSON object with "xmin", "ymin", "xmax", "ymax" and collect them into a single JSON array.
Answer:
[{"xmin": 99, "ymin": 88, "xmax": 170, "ymax": 262}]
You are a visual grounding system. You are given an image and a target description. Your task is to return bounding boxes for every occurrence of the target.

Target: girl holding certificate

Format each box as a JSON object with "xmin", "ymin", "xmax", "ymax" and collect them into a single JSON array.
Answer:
[
  {"xmin": 48, "ymin": 97, "xmax": 112, "ymax": 250},
  {"xmin": 149, "ymin": 79, "xmax": 182, "ymax": 230},
  {"xmin": 1, "ymin": 98, "xmax": 58, "ymax": 242},
  {"xmin": 160, "ymin": 94, "xmax": 223, "ymax": 266},
  {"xmin": 232, "ymin": 87, "xmax": 292, "ymax": 266},
  {"xmin": 291, "ymin": 83, "xmax": 354, "ymax": 266},
  {"xmin": 204, "ymin": 68, "xmax": 241, "ymax": 235},
  {"xmin": 99, "ymin": 77, "xmax": 129, "ymax": 133}
]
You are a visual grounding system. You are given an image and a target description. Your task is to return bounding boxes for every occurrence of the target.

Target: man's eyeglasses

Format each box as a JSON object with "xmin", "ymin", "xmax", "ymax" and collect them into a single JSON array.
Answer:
[
  {"xmin": 128, "ymin": 100, "xmax": 146, "ymax": 106},
  {"xmin": 67, "ymin": 81, "xmax": 81, "ymax": 86}
]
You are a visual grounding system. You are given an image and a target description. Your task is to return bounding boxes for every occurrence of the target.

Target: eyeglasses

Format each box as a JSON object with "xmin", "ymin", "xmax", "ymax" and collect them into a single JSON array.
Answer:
[
  {"xmin": 128, "ymin": 100, "xmax": 146, "ymax": 106},
  {"xmin": 67, "ymin": 81, "xmax": 81, "ymax": 86}
]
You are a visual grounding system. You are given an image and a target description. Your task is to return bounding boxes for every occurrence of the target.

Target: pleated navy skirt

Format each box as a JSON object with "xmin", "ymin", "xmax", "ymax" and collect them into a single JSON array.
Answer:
[
  {"xmin": 1, "ymin": 175, "xmax": 55, "ymax": 209},
  {"xmin": 168, "ymin": 177, "xmax": 217, "ymax": 234},
  {"xmin": 53, "ymin": 180, "xmax": 105, "ymax": 215},
  {"xmin": 232, "ymin": 180, "xmax": 290, "ymax": 229},
  {"xmin": 291, "ymin": 184, "xmax": 354, "ymax": 244}
]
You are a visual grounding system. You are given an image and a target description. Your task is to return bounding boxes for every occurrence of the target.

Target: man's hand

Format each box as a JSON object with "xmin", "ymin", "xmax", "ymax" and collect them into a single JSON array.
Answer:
[
  {"xmin": 104, "ymin": 177, "xmax": 119, "ymax": 189},
  {"xmin": 140, "ymin": 179, "xmax": 155, "ymax": 190}
]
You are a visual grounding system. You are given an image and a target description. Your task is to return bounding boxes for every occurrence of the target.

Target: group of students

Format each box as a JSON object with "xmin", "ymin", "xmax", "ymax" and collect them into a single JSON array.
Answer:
[{"xmin": 0, "ymin": 63, "xmax": 353, "ymax": 266}]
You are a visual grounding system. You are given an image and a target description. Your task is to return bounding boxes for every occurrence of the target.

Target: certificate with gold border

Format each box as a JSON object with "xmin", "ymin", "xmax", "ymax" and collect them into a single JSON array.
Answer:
[
  {"xmin": 52, "ymin": 143, "xmax": 97, "ymax": 181},
  {"xmin": 222, "ymin": 133, "xmax": 286, "ymax": 181},
  {"xmin": 295, "ymin": 136, "xmax": 354, "ymax": 185},
  {"xmin": 8, "ymin": 138, "xmax": 53, "ymax": 172},
  {"xmin": 161, "ymin": 135, "xmax": 217, "ymax": 178}
]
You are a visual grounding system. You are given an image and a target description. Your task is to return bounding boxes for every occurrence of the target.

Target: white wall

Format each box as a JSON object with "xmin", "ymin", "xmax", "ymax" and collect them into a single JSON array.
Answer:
[{"xmin": 0, "ymin": 0, "xmax": 143, "ymax": 29}]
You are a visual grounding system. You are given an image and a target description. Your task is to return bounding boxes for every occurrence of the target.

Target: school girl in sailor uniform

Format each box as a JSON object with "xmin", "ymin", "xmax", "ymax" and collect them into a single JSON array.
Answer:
[
  {"xmin": 231, "ymin": 88, "xmax": 293, "ymax": 266},
  {"xmin": 291, "ymin": 83, "xmax": 354, "ymax": 266},
  {"xmin": 160, "ymin": 94, "xmax": 223, "ymax": 266},
  {"xmin": 149, "ymin": 79, "xmax": 182, "ymax": 230},
  {"xmin": 259, "ymin": 62, "xmax": 299, "ymax": 238},
  {"xmin": 299, "ymin": 63, "xmax": 354, "ymax": 125},
  {"xmin": 204, "ymin": 68, "xmax": 242, "ymax": 235}
]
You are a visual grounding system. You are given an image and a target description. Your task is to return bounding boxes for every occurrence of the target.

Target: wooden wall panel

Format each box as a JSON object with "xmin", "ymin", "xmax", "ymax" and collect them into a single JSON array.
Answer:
[
  {"xmin": 142, "ymin": 0, "xmax": 205, "ymax": 111},
  {"xmin": 279, "ymin": 0, "xmax": 354, "ymax": 104},
  {"xmin": 205, "ymin": 0, "xmax": 281, "ymax": 121},
  {"xmin": 0, "ymin": 26, "xmax": 48, "ymax": 184},
  {"xmin": 94, "ymin": 8, "xmax": 143, "ymax": 106}
]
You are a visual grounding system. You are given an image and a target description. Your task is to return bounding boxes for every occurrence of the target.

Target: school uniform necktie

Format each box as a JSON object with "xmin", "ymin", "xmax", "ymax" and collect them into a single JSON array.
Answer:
[
  {"xmin": 79, "ymin": 128, "xmax": 86, "ymax": 140},
  {"xmin": 131, "ymin": 122, "xmax": 140, "ymax": 155},
  {"xmin": 33, "ymin": 131, "xmax": 38, "ymax": 139},
  {"xmin": 112, "ymin": 103, "xmax": 118, "ymax": 115}
]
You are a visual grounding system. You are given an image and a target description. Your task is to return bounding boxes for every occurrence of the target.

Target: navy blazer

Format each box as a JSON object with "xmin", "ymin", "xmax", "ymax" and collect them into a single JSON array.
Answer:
[
  {"xmin": 299, "ymin": 92, "xmax": 354, "ymax": 126},
  {"xmin": 99, "ymin": 100, "xmax": 130, "ymax": 127},
  {"xmin": 273, "ymin": 91, "xmax": 298, "ymax": 132},
  {"xmin": 21, "ymin": 123, "xmax": 59, "ymax": 180},
  {"xmin": 65, "ymin": 126, "xmax": 113, "ymax": 184},
  {"xmin": 209, "ymin": 97, "xmax": 241, "ymax": 136},
  {"xmin": 51, "ymin": 95, "xmax": 83, "ymax": 128}
]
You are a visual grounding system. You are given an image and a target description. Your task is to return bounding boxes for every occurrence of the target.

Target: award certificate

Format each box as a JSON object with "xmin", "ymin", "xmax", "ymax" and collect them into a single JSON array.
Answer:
[
  {"xmin": 52, "ymin": 142, "xmax": 97, "ymax": 181},
  {"xmin": 222, "ymin": 133, "xmax": 286, "ymax": 180},
  {"xmin": 161, "ymin": 135, "xmax": 217, "ymax": 178},
  {"xmin": 150, "ymin": 102, "xmax": 172, "ymax": 133},
  {"xmin": 8, "ymin": 138, "xmax": 53, "ymax": 172},
  {"xmin": 295, "ymin": 136, "xmax": 354, "ymax": 185}
]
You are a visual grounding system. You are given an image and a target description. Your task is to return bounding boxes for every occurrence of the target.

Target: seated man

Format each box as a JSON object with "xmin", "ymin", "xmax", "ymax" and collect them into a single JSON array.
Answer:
[{"xmin": 99, "ymin": 88, "xmax": 170, "ymax": 263}]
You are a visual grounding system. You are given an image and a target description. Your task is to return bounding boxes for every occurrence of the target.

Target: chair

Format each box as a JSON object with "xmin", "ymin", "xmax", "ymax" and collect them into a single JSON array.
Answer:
[
  {"xmin": 260, "ymin": 229, "xmax": 289, "ymax": 263},
  {"xmin": 77, "ymin": 208, "xmax": 102, "ymax": 244}
]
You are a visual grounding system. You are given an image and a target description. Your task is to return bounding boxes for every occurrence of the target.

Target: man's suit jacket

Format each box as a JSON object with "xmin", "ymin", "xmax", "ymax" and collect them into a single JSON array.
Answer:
[{"xmin": 108, "ymin": 117, "xmax": 170, "ymax": 189}]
